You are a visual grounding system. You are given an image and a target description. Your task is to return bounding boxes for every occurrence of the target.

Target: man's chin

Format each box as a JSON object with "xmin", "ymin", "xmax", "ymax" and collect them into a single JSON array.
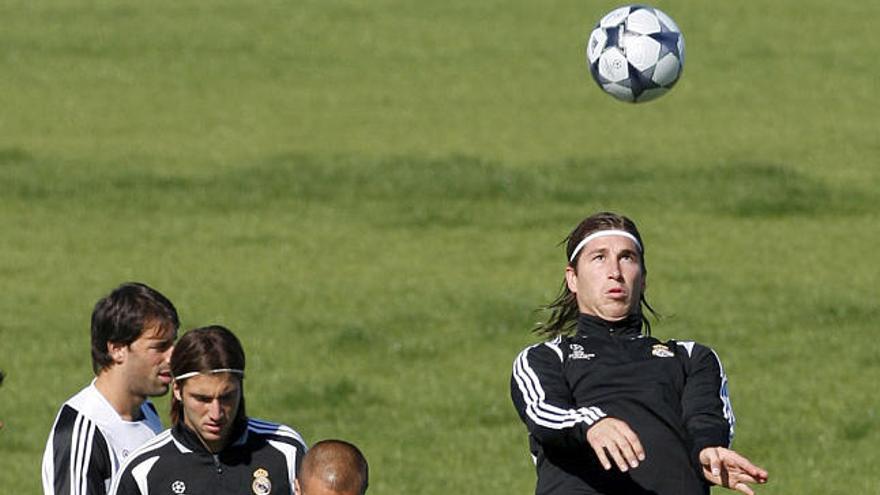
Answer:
[
  {"xmin": 201, "ymin": 430, "xmax": 221, "ymax": 440},
  {"xmin": 200, "ymin": 429, "xmax": 230, "ymax": 448},
  {"xmin": 596, "ymin": 308, "xmax": 633, "ymax": 321},
  {"xmin": 145, "ymin": 383, "xmax": 171, "ymax": 397}
]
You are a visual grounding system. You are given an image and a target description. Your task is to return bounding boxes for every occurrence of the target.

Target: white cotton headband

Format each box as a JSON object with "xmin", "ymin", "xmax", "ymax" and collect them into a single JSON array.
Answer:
[
  {"xmin": 173, "ymin": 368, "xmax": 245, "ymax": 381},
  {"xmin": 569, "ymin": 230, "xmax": 643, "ymax": 262}
]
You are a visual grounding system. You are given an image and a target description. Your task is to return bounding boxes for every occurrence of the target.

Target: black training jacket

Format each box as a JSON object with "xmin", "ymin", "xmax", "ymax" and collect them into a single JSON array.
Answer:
[
  {"xmin": 109, "ymin": 418, "xmax": 306, "ymax": 495},
  {"xmin": 511, "ymin": 314, "xmax": 735, "ymax": 495}
]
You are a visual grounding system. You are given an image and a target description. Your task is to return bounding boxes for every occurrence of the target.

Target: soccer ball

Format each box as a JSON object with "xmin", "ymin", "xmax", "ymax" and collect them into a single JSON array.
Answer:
[{"xmin": 586, "ymin": 5, "xmax": 685, "ymax": 103}]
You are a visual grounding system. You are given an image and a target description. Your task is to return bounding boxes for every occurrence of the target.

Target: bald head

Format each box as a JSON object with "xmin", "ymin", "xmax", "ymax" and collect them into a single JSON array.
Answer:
[{"xmin": 297, "ymin": 440, "xmax": 369, "ymax": 495}]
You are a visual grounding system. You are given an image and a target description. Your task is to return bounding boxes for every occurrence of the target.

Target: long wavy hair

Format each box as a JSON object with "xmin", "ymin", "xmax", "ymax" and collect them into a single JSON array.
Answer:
[
  {"xmin": 534, "ymin": 211, "xmax": 657, "ymax": 337},
  {"xmin": 170, "ymin": 325, "xmax": 247, "ymax": 428}
]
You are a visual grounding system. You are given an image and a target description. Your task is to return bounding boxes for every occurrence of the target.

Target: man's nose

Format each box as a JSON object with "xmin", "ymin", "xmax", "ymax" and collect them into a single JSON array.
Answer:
[
  {"xmin": 608, "ymin": 262, "xmax": 622, "ymax": 279},
  {"xmin": 208, "ymin": 400, "xmax": 223, "ymax": 418}
]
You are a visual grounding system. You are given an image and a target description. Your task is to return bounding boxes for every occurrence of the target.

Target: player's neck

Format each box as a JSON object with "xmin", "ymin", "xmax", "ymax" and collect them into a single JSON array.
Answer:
[{"xmin": 94, "ymin": 372, "xmax": 146, "ymax": 421}]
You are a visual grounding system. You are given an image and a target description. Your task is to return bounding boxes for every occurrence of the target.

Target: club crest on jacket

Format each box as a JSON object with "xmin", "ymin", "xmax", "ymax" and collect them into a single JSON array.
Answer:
[{"xmin": 652, "ymin": 344, "xmax": 674, "ymax": 358}]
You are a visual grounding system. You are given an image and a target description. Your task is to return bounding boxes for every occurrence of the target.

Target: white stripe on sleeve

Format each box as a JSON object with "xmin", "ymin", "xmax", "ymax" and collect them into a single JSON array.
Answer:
[{"xmin": 513, "ymin": 345, "xmax": 606, "ymax": 430}]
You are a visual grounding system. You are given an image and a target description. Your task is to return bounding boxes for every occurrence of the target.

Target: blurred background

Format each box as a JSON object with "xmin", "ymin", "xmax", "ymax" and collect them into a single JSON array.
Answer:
[{"xmin": 0, "ymin": 1, "xmax": 877, "ymax": 493}]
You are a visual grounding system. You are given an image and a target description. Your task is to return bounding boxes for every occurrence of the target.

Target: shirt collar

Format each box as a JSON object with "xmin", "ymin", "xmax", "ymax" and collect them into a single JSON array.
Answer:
[
  {"xmin": 172, "ymin": 418, "xmax": 249, "ymax": 454},
  {"xmin": 576, "ymin": 312, "xmax": 643, "ymax": 338}
]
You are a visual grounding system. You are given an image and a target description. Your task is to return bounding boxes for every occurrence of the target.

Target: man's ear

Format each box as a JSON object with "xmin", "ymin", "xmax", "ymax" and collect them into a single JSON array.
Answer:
[
  {"xmin": 107, "ymin": 341, "xmax": 127, "ymax": 365},
  {"xmin": 565, "ymin": 265, "xmax": 578, "ymax": 294},
  {"xmin": 172, "ymin": 382, "xmax": 183, "ymax": 401}
]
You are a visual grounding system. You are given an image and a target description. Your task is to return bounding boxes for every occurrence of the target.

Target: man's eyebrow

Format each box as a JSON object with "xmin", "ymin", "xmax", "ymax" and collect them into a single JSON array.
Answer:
[
  {"xmin": 585, "ymin": 246, "xmax": 640, "ymax": 257},
  {"xmin": 192, "ymin": 390, "xmax": 237, "ymax": 399}
]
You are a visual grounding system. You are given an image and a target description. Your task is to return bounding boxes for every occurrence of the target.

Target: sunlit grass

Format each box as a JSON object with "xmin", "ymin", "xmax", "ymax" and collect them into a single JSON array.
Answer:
[{"xmin": 0, "ymin": 1, "xmax": 878, "ymax": 493}]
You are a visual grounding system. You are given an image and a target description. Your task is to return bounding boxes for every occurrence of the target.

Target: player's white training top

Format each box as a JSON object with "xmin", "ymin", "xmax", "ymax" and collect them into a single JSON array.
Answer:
[{"xmin": 42, "ymin": 380, "xmax": 162, "ymax": 495}]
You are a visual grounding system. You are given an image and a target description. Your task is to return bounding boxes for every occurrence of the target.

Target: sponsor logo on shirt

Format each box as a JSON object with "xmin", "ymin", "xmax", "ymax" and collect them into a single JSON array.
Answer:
[
  {"xmin": 171, "ymin": 480, "xmax": 186, "ymax": 495},
  {"xmin": 568, "ymin": 344, "xmax": 596, "ymax": 360}
]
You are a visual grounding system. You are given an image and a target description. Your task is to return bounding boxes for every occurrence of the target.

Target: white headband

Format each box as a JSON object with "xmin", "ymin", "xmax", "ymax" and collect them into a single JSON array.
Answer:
[
  {"xmin": 569, "ymin": 230, "xmax": 642, "ymax": 262},
  {"xmin": 173, "ymin": 368, "xmax": 245, "ymax": 381}
]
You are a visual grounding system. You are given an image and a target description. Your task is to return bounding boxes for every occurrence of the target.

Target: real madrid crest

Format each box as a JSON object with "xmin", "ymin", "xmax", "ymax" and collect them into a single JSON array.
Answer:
[
  {"xmin": 651, "ymin": 344, "xmax": 674, "ymax": 358},
  {"xmin": 252, "ymin": 468, "xmax": 272, "ymax": 495}
]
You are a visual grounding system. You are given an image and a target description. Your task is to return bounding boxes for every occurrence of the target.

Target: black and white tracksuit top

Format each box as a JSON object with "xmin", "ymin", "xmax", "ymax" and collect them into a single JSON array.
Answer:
[
  {"xmin": 511, "ymin": 314, "xmax": 735, "ymax": 495},
  {"xmin": 42, "ymin": 381, "xmax": 162, "ymax": 495},
  {"xmin": 109, "ymin": 418, "xmax": 306, "ymax": 495}
]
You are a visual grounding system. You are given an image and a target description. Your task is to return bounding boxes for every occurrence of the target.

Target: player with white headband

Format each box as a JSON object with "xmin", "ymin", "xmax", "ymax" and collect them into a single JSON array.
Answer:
[
  {"xmin": 568, "ymin": 229, "xmax": 642, "ymax": 263},
  {"xmin": 511, "ymin": 211, "xmax": 769, "ymax": 495},
  {"xmin": 110, "ymin": 325, "xmax": 307, "ymax": 495},
  {"xmin": 172, "ymin": 368, "xmax": 244, "ymax": 382}
]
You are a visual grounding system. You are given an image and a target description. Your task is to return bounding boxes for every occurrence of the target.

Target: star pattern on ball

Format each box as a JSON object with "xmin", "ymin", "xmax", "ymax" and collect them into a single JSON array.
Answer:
[{"xmin": 586, "ymin": 5, "xmax": 685, "ymax": 103}]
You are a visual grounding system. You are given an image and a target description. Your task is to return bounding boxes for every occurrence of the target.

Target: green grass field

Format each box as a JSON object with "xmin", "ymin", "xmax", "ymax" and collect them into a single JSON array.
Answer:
[{"xmin": 1, "ymin": 1, "xmax": 878, "ymax": 493}]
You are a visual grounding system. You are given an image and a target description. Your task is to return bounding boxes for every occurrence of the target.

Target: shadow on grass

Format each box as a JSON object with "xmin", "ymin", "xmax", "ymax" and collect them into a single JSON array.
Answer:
[{"xmin": 2, "ymin": 152, "xmax": 872, "ymax": 220}]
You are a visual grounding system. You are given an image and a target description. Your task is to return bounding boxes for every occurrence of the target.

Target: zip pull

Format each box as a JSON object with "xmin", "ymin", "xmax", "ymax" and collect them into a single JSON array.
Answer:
[{"xmin": 212, "ymin": 454, "xmax": 223, "ymax": 474}]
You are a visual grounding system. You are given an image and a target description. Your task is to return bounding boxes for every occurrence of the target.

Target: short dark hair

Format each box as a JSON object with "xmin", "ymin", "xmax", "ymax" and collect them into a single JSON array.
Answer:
[
  {"xmin": 90, "ymin": 282, "xmax": 180, "ymax": 373},
  {"xmin": 169, "ymin": 325, "xmax": 247, "ymax": 427},
  {"xmin": 301, "ymin": 439, "xmax": 369, "ymax": 495},
  {"xmin": 536, "ymin": 211, "xmax": 656, "ymax": 337}
]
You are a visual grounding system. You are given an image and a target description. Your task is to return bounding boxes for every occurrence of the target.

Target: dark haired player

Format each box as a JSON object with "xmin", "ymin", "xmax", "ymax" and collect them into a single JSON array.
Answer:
[
  {"xmin": 511, "ymin": 212, "xmax": 768, "ymax": 495},
  {"xmin": 110, "ymin": 325, "xmax": 307, "ymax": 495},
  {"xmin": 42, "ymin": 282, "xmax": 179, "ymax": 495}
]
